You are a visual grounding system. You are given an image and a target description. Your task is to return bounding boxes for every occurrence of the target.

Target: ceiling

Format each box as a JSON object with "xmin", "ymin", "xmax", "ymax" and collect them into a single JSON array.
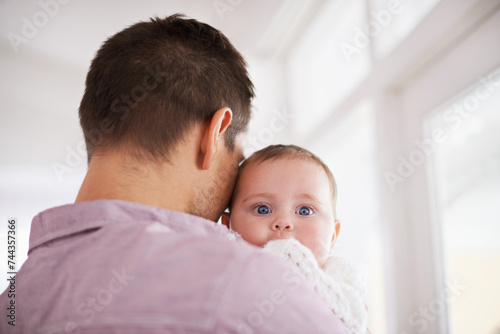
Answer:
[
  {"xmin": 0, "ymin": 0, "xmax": 327, "ymax": 169},
  {"xmin": 0, "ymin": 0, "xmax": 325, "ymax": 67}
]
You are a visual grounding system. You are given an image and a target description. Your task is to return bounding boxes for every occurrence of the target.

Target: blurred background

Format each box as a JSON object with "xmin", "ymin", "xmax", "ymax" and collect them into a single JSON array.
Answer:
[{"xmin": 1, "ymin": 0, "xmax": 499, "ymax": 333}]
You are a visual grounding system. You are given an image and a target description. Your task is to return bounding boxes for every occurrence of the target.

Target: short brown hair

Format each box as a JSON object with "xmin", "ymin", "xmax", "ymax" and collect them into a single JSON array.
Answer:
[
  {"xmin": 79, "ymin": 14, "xmax": 254, "ymax": 162},
  {"xmin": 232, "ymin": 144, "xmax": 339, "ymax": 220}
]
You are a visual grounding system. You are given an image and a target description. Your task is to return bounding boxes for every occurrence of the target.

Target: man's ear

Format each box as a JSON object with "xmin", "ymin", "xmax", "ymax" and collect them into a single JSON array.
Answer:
[
  {"xmin": 200, "ymin": 107, "xmax": 232, "ymax": 170},
  {"xmin": 221, "ymin": 212, "xmax": 231, "ymax": 228},
  {"xmin": 330, "ymin": 220, "xmax": 341, "ymax": 251}
]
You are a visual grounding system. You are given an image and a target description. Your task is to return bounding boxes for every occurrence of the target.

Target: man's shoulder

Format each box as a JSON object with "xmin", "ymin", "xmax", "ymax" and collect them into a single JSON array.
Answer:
[
  {"xmin": 97, "ymin": 222, "xmax": 289, "ymax": 285},
  {"xmin": 204, "ymin": 239, "xmax": 346, "ymax": 333},
  {"xmin": 115, "ymin": 230, "xmax": 303, "ymax": 304},
  {"xmin": 130, "ymin": 230, "xmax": 290, "ymax": 279}
]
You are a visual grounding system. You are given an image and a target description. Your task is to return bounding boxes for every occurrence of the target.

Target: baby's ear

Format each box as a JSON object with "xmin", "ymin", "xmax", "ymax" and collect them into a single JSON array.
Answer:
[
  {"xmin": 330, "ymin": 219, "xmax": 341, "ymax": 250},
  {"xmin": 221, "ymin": 212, "xmax": 231, "ymax": 228}
]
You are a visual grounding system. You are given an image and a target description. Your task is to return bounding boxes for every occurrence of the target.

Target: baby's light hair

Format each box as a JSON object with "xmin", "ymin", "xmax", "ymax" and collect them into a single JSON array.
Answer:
[{"xmin": 231, "ymin": 144, "xmax": 339, "ymax": 222}]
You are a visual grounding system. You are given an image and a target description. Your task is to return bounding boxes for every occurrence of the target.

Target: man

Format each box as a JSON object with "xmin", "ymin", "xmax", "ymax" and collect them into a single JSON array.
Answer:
[{"xmin": 0, "ymin": 15, "xmax": 345, "ymax": 333}]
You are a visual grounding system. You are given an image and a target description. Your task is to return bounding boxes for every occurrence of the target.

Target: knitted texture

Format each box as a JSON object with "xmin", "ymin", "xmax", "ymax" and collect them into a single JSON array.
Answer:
[{"xmin": 264, "ymin": 238, "xmax": 368, "ymax": 334}]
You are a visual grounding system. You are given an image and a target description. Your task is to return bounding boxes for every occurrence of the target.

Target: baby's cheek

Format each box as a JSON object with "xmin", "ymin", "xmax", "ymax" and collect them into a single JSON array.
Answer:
[
  {"xmin": 235, "ymin": 223, "xmax": 268, "ymax": 247},
  {"xmin": 300, "ymin": 229, "xmax": 331, "ymax": 262}
]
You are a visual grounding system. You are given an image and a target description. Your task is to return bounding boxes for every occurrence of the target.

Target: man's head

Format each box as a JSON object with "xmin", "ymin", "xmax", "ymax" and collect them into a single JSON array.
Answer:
[
  {"xmin": 223, "ymin": 145, "xmax": 340, "ymax": 266},
  {"xmin": 79, "ymin": 14, "xmax": 254, "ymax": 162},
  {"xmin": 76, "ymin": 15, "xmax": 254, "ymax": 221}
]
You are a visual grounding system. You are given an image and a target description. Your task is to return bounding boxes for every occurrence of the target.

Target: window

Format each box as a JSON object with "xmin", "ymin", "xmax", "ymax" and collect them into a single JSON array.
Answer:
[
  {"xmin": 369, "ymin": 0, "xmax": 441, "ymax": 59},
  {"xmin": 287, "ymin": 0, "xmax": 371, "ymax": 139},
  {"xmin": 428, "ymin": 68, "xmax": 500, "ymax": 334},
  {"xmin": 285, "ymin": 0, "xmax": 500, "ymax": 332}
]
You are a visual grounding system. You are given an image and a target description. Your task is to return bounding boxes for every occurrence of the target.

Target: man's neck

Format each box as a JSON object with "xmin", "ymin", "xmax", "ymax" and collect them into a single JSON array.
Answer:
[{"xmin": 75, "ymin": 151, "xmax": 196, "ymax": 213}]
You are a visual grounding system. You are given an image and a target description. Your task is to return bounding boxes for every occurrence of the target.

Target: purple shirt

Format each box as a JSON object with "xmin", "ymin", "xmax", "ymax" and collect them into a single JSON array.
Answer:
[{"xmin": 1, "ymin": 199, "xmax": 345, "ymax": 333}]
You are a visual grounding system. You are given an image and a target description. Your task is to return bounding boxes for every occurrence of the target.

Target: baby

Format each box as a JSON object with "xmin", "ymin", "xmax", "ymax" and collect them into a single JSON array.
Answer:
[{"xmin": 222, "ymin": 144, "xmax": 368, "ymax": 334}]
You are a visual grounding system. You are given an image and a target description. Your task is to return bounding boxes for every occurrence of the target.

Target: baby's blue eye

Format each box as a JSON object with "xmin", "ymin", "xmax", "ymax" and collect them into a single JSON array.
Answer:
[
  {"xmin": 297, "ymin": 206, "xmax": 312, "ymax": 216},
  {"xmin": 255, "ymin": 205, "xmax": 271, "ymax": 215}
]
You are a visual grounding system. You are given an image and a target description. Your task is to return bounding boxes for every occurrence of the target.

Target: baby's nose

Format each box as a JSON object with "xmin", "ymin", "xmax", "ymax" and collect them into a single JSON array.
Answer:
[{"xmin": 271, "ymin": 220, "xmax": 294, "ymax": 231}]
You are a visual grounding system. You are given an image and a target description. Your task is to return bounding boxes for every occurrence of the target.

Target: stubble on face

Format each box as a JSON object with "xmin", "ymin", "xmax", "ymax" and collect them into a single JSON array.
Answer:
[
  {"xmin": 188, "ymin": 143, "xmax": 242, "ymax": 222},
  {"xmin": 189, "ymin": 170, "xmax": 231, "ymax": 221}
]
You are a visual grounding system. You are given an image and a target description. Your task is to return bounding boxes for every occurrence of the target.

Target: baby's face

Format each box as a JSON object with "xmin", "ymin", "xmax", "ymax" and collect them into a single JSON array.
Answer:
[{"xmin": 228, "ymin": 158, "xmax": 338, "ymax": 266}]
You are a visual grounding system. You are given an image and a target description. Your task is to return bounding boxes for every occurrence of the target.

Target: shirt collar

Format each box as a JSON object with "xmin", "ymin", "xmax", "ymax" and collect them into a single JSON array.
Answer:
[{"xmin": 29, "ymin": 199, "xmax": 238, "ymax": 254}]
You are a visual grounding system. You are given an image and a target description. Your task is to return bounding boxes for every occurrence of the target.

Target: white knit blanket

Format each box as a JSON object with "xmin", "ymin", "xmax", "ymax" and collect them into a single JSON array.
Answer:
[{"xmin": 264, "ymin": 238, "xmax": 368, "ymax": 334}]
